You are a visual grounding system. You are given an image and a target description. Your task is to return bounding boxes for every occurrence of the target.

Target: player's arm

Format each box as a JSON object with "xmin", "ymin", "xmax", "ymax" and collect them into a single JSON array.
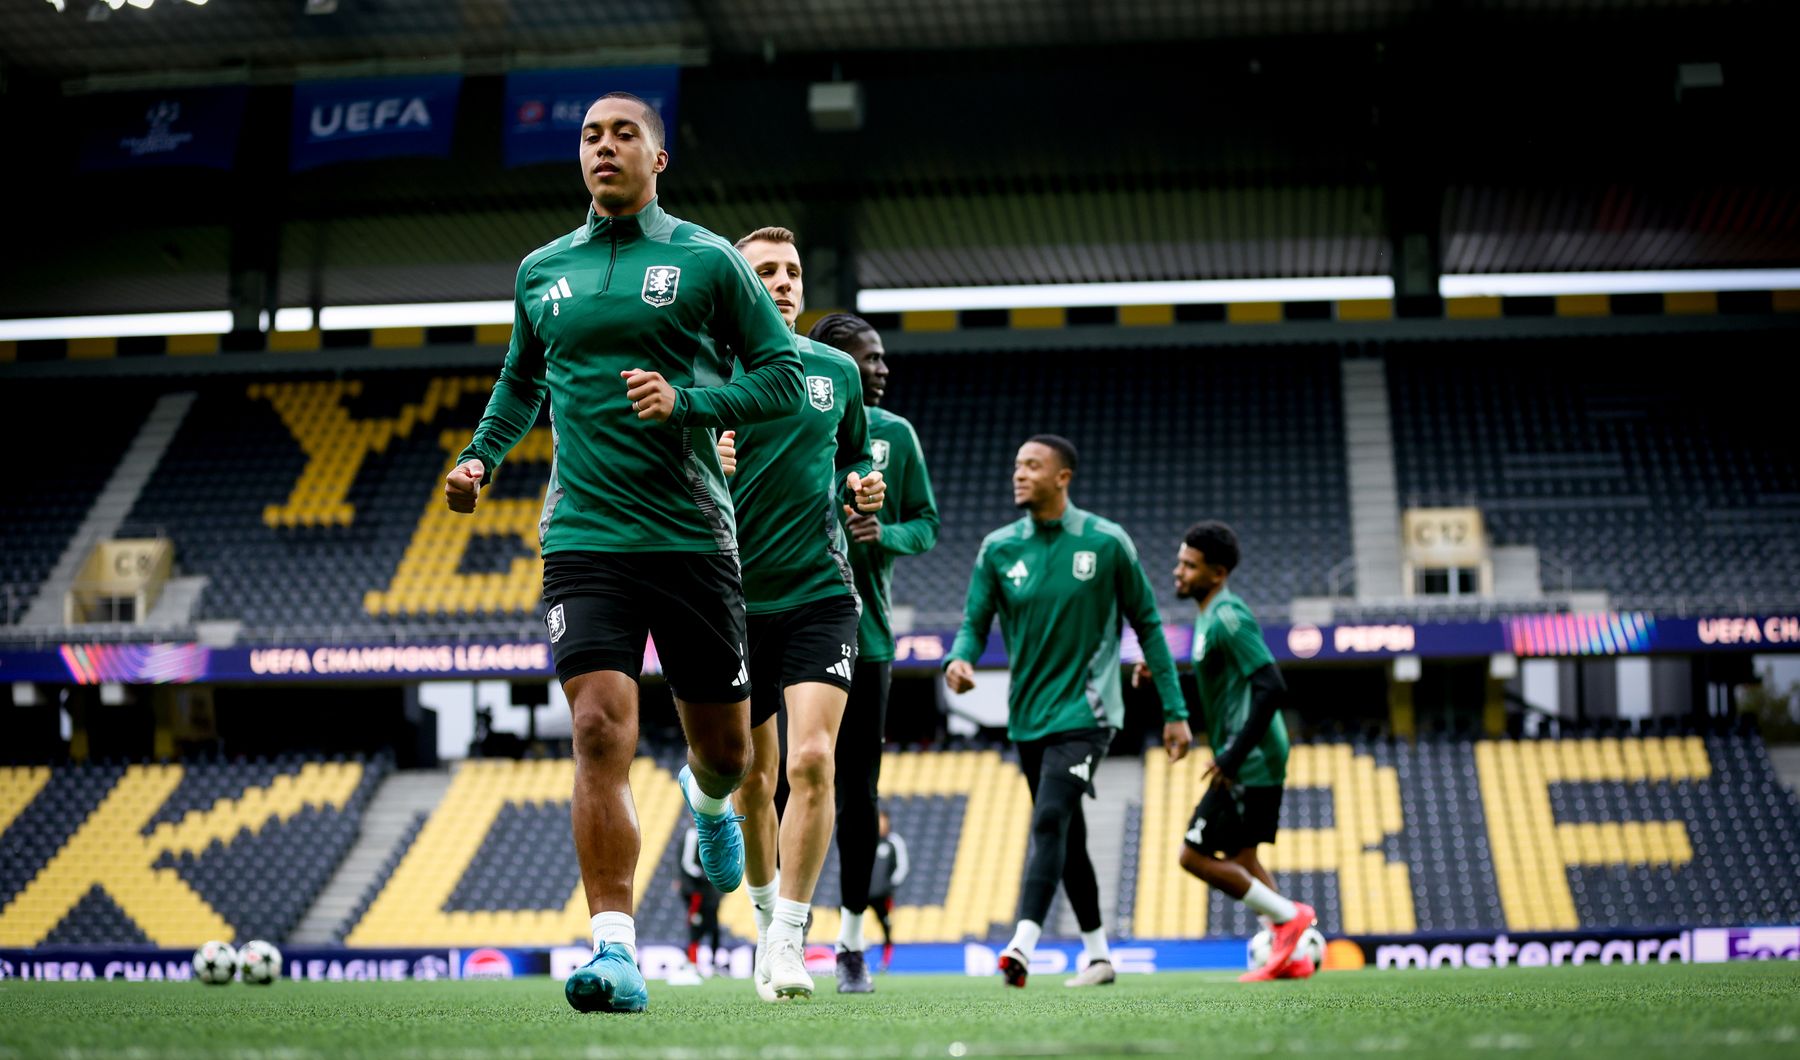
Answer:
[
  {"xmin": 834, "ymin": 369, "xmax": 881, "ymax": 513},
  {"xmin": 1114, "ymin": 536, "xmax": 1188, "ymax": 722},
  {"xmin": 875, "ymin": 420, "xmax": 940, "ymax": 556},
  {"xmin": 1114, "ymin": 534, "xmax": 1191, "ymax": 760},
  {"xmin": 888, "ymin": 832, "xmax": 910, "ymax": 885},
  {"xmin": 667, "ymin": 244, "xmax": 804, "ymax": 427},
  {"xmin": 944, "ymin": 542, "xmax": 1000, "ymax": 693},
  {"xmin": 1213, "ymin": 663, "xmax": 1287, "ymax": 779},
  {"xmin": 450, "ymin": 267, "xmax": 547, "ymax": 510},
  {"xmin": 1211, "ymin": 605, "xmax": 1284, "ymax": 779}
]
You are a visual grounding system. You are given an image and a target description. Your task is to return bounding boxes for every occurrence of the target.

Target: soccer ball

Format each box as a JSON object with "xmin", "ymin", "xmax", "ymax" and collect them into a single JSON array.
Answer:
[
  {"xmin": 193, "ymin": 941, "xmax": 238, "ymax": 985},
  {"xmin": 238, "ymin": 940, "xmax": 283, "ymax": 985},
  {"xmin": 1247, "ymin": 926, "xmax": 1327, "ymax": 970}
]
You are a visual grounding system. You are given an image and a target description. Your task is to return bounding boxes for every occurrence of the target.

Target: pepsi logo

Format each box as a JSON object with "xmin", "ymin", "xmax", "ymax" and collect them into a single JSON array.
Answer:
[
  {"xmin": 461, "ymin": 948, "xmax": 514, "ymax": 979},
  {"xmin": 1287, "ymin": 624, "xmax": 1323, "ymax": 659}
]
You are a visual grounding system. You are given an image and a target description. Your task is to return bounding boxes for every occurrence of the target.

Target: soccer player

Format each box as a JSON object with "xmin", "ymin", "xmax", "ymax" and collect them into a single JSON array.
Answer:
[
  {"xmin": 673, "ymin": 826, "xmax": 722, "ymax": 984},
  {"xmin": 943, "ymin": 435, "xmax": 1191, "ymax": 989},
  {"xmin": 444, "ymin": 93, "xmax": 804, "ymax": 1014},
  {"xmin": 1137, "ymin": 520, "xmax": 1316, "ymax": 981},
  {"xmin": 728, "ymin": 227, "xmax": 885, "ymax": 1002},
  {"xmin": 807, "ymin": 311, "xmax": 939, "ymax": 993},
  {"xmin": 866, "ymin": 807, "xmax": 909, "ymax": 971}
]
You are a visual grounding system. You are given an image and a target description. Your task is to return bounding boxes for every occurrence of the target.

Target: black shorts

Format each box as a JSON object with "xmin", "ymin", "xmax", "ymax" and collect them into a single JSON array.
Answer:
[
  {"xmin": 1017, "ymin": 726, "xmax": 1112, "ymax": 801},
  {"xmin": 747, "ymin": 594, "xmax": 860, "ymax": 728},
  {"xmin": 1184, "ymin": 783, "xmax": 1283, "ymax": 856},
  {"xmin": 542, "ymin": 551, "xmax": 748, "ymax": 703}
]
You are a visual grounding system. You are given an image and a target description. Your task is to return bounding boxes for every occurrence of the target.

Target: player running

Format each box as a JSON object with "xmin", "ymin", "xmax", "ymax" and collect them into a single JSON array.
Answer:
[
  {"xmin": 944, "ymin": 435, "xmax": 1191, "ymax": 989},
  {"xmin": 726, "ymin": 226, "xmax": 884, "ymax": 1002},
  {"xmin": 445, "ymin": 93, "xmax": 804, "ymax": 1014},
  {"xmin": 806, "ymin": 311, "xmax": 939, "ymax": 993},
  {"xmin": 1136, "ymin": 520, "xmax": 1316, "ymax": 981}
]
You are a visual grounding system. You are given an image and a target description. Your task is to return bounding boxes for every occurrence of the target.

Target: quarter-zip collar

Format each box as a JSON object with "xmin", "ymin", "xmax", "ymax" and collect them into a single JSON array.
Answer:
[
  {"xmin": 1030, "ymin": 501, "xmax": 1079, "ymax": 534},
  {"xmin": 574, "ymin": 196, "xmax": 670, "ymax": 247}
]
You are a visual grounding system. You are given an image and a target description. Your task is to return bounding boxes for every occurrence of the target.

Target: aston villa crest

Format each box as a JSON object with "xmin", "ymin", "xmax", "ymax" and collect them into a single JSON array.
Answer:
[
  {"xmin": 642, "ymin": 265, "xmax": 681, "ymax": 307},
  {"xmin": 807, "ymin": 375, "xmax": 835, "ymax": 411},
  {"xmin": 1072, "ymin": 550, "xmax": 1098, "ymax": 581},
  {"xmin": 871, "ymin": 439, "xmax": 890, "ymax": 470}
]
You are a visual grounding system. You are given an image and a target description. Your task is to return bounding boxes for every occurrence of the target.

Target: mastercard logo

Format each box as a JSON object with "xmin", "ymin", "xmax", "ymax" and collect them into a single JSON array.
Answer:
[{"xmin": 516, "ymin": 100, "xmax": 547, "ymax": 125}]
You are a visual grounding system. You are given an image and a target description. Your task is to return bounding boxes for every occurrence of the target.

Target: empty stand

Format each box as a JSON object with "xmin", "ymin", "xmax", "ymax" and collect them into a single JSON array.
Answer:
[
  {"xmin": 885, "ymin": 346, "xmax": 1352, "ymax": 622},
  {"xmin": 1, "ymin": 383, "xmax": 155, "ymax": 625},
  {"xmin": 0, "ymin": 755, "xmax": 386, "ymax": 947},
  {"xmin": 1387, "ymin": 332, "xmax": 1800, "ymax": 611}
]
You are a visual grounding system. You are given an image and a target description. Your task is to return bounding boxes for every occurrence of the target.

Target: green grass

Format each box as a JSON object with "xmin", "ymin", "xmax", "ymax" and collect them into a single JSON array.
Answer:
[{"xmin": 2, "ymin": 964, "xmax": 1797, "ymax": 1059}]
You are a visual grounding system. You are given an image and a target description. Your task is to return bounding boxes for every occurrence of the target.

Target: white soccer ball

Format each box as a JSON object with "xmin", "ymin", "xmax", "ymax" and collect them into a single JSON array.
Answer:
[
  {"xmin": 1247, "ymin": 926, "xmax": 1327, "ymax": 970},
  {"xmin": 193, "ymin": 940, "xmax": 238, "ymax": 985},
  {"xmin": 238, "ymin": 939, "xmax": 282, "ymax": 985}
]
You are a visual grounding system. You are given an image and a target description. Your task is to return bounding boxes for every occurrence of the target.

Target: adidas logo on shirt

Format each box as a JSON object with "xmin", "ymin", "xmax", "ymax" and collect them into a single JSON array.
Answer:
[
  {"xmin": 1006, "ymin": 560, "xmax": 1030, "ymax": 587},
  {"xmin": 542, "ymin": 276, "xmax": 573, "ymax": 314}
]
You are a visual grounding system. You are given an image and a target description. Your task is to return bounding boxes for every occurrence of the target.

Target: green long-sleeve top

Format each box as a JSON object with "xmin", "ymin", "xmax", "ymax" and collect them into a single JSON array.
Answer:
[
  {"xmin": 848, "ymin": 406, "xmax": 939, "ymax": 661},
  {"xmin": 732, "ymin": 335, "xmax": 873, "ymax": 615},
  {"xmin": 457, "ymin": 198, "xmax": 804, "ymax": 555},
  {"xmin": 947, "ymin": 503, "xmax": 1187, "ymax": 742}
]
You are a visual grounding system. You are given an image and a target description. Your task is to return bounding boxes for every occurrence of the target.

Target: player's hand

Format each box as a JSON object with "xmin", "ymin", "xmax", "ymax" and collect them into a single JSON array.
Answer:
[
  {"xmin": 445, "ymin": 459, "xmax": 484, "ymax": 514},
  {"xmin": 1200, "ymin": 761, "xmax": 1233, "ymax": 790},
  {"xmin": 621, "ymin": 368, "xmax": 676, "ymax": 422},
  {"xmin": 845, "ymin": 511, "xmax": 882, "ymax": 544},
  {"xmin": 1162, "ymin": 720, "xmax": 1192, "ymax": 763},
  {"xmin": 1131, "ymin": 662, "xmax": 1151, "ymax": 689},
  {"xmin": 716, "ymin": 430, "xmax": 737, "ymax": 477},
  {"xmin": 846, "ymin": 469, "xmax": 886, "ymax": 513},
  {"xmin": 944, "ymin": 658, "xmax": 976, "ymax": 694}
]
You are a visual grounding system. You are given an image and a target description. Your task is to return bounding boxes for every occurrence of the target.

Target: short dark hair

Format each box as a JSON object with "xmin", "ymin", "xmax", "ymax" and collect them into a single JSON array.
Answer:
[
  {"xmin": 592, "ymin": 91, "xmax": 665, "ymax": 150},
  {"xmin": 808, "ymin": 312, "xmax": 876, "ymax": 349},
  {"xmin": 1183, "ymin": 520, "xmax": 1240, "ymax": 572},
  {"xmin": 1026, "ymin": 434, "xmax": 1078, "ymax": 473}
]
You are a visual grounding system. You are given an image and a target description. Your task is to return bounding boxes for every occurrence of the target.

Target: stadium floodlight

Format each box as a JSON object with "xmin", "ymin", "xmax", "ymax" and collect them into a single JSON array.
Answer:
[
  {"xmin": 1440, "ymin": 269, "xmax": 1800, "ymax": 298},
  {"xmin": 272, "ymin": 307, "xmax": 316, "ymax": 332},
  {"xmin": 317, "ymin": 300, "xmax": 515, "ymax": 330},
  {"xmin": 126, "ymin": 0, "xmax": 154, "ymax": 8},
  {"xmin": 0, "ymin": 310, "xmax": 234, "ymax": 341},
  {"xmin": 44, "ymin": 1, "xmax": 65, "ymax": 13},
  {"xmin": 855, "ymin": 276, "xmax": 1396, "ymax": 314}
]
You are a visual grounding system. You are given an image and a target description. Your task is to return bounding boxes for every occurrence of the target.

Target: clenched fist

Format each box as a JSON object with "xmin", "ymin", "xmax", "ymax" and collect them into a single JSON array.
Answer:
[{"xmin": 445, "ymin": 459, "xmax": 484, "ymax": 513}]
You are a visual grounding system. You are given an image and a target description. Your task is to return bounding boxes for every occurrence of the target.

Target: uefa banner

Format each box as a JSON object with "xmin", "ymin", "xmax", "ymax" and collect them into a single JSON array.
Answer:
[
  {"xmin": 78, "ymin": 86, "xmax": 248, "ymax": 172},
  {"xmin": 6, "ymin": 611, "xmax": 1800, "ymax": 685},
  {"xmin": 4, "ymin": 928, "xmax": 1793, "ymax": 982},
  {"xmin": 291, "ymin": 75, "xmax": 462, "ymax": 172},
  {"xmin": 503, "ymin": 66, "xmax": 680, "ymax": 168}
]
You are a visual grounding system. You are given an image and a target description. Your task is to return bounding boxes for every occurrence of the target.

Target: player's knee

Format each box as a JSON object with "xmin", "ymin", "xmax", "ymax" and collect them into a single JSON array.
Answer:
[
  {"xmin": 1178, "ymin": 845, "xmax": 1214, "ymax": 880},
  {"xmin": 1030, "ymin": 803, "xmax": 1073, "ymax": 840},
  {"xmin": 786, "ymin": 737, "xmax": 835, "ymax": 793},
  {"xmin": 737, "ymin": 750, "xmax": 777, "ymax": 803},
  {"xmin": 569, "ymin": 704, "xmax": 629, "ymax": 764}
]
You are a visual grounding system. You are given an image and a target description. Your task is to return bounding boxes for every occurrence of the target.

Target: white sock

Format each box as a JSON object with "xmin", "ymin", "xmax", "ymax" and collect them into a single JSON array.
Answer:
[
  {"xmin": 769, "ymin": 897, "xmax": 809, "ymax": 947},
  {"xmin": 683, "ymin": 768, "xmax": 730, "ymax": 816},
  {"xmin": 1006, "ymin": 920, "xmax": 1042, "ymax": 962},
  {"xmin": 838, "ymin": 908, "xmax": 866, "ymax": 953},
  {"xmin": 1242, "ymin": 880, "xmax": 1298, "ymax": 924},
  {"xmin": 590, "ymin": 911, "xmax": 637, "ymax": 963},
  {"xmin": 1081, "ymin": 927, "xmax": 1111, "ymax": 964},
  {"xmin": 748, "ymin": 876, "xmax": 779, "ymax": 937}
]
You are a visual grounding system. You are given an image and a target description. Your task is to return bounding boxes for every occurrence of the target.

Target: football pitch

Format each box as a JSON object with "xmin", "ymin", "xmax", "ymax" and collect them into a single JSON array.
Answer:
[{"xmin": 2, "ymin": 964, "xmax": 1796, "ymax": 1059}]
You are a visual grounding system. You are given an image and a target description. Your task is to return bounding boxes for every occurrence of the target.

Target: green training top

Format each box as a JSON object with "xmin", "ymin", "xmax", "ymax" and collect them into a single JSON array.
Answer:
[
  {"xmin": 733, "ymin": 335, "xmax": 873, "ymax": 615},
  {"xmin": 1193, "ymin": 588, "xmax": 1289, "ymax": 786},
  {"xmin": 947, "ymin": 503, "xmax": 1187, "ymax": 742},
  {"xmin": 457, "ymin": 198, "xmax": 804, "ymax": 555},
  {"xmin": 847, "ymin": 406, "xmax": 939, "ymax": 662}
]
